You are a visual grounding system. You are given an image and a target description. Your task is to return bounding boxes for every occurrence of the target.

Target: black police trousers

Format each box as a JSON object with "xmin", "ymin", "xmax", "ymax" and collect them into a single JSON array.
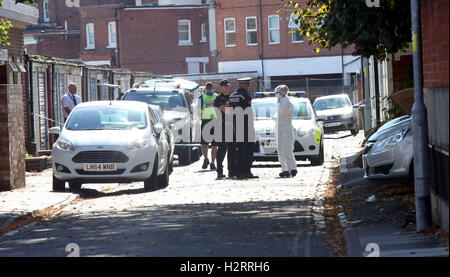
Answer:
[{"xmin": 228, "ymin": 142, "xmax": 254, "ymax": 177}]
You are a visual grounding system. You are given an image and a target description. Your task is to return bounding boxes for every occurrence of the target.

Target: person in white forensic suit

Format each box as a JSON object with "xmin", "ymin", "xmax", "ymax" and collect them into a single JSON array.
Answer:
[{"xmin": 275, "ymin": 85, "xmax": 297, "ymax": 178}]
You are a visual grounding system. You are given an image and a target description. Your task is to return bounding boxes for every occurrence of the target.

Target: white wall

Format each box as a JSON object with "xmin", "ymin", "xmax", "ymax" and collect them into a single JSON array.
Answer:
[
  {"xmin": 158, "ymin": 0, "xmax": 204, "ymax": 5},
  {"xmin": 218, "ymin": 55, "xmax": 360, "ymax": 77}
]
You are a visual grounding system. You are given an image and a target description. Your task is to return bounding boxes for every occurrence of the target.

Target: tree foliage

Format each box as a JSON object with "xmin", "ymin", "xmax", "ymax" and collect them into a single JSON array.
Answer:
[
  {"xmin": 286, "ymin": 0, "xmax": 411, "ymax": 60},
  {"xmin": 0, "ymin": 0, "xmax": 35, "ymax": 46}
]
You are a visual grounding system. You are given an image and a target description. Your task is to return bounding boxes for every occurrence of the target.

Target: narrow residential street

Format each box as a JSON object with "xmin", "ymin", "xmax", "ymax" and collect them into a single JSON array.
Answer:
[{"xmin": 0, "ymin": 132, "xmax": 363, "ymax": 257}]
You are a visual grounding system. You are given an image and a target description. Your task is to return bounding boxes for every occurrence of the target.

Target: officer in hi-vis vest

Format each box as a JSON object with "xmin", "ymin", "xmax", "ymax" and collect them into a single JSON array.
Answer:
[{"xmin": 199, "ymin": 82, "xmax": 218, "ymax": 170}]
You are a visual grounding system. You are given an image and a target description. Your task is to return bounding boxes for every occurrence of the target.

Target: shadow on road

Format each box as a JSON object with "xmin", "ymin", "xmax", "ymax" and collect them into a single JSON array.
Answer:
[{"xmin": 0, "ymin": 199, "xmax": 331, "ymax": 257}]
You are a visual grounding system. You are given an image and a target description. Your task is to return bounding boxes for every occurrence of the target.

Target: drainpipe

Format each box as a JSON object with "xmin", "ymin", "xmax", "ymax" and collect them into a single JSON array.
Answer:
[
  {"xmin": 411, "ymin": 0, "xmax": 431, "ymax": 232},
  {"xmin": 258, "ymin": 0, "xmax": 266, "ymax": 91},
  {"xmin": 114, "ymin": 8, "xmax": 121, "ymax": 68}
]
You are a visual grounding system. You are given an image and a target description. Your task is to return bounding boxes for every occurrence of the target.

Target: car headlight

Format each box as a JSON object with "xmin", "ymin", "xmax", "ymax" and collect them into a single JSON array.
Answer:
[
  {"xmin": 126, "ymin": 138, "xmax": 149, "ymax": 151},
  {"xmin": 298, "ymin": 126, "xmax": 316, "ymax": 137},
  {"xmin": 57, "ymin": 138, "xmax": 76, "ymax": 152},
  {"xmin": 343, "ymin": 112, "xmax": 354, "ymax": 119},
  {"xmin": 372, "ymin": 127, "xmax": 410, "ymax": 153}
]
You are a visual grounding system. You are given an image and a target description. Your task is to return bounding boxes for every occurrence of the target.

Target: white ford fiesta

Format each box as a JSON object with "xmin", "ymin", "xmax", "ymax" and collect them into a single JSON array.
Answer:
[{"xmin": 50, "ymin": 101, "xmax": 170, "ymax": 192}]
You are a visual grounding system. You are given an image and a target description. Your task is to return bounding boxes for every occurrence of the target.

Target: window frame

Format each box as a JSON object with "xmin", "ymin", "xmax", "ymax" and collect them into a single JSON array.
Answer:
[
  {"xmin": 107, "ymin": 21, "xmax": 117, "ymax": 48},
  {"xmin": 178, "ymin": 19, "xmax": 192, "ymax": 46},
  {"xmin": 224, "ymin": 17, "xmax": 236, "ymax": 47},
  {"xmin": 245, "ymin": 16, "xmax": 258, "ymax": 46},
  {"xmin": 291, "ymin": 28, "xmax": 304, "ymax": 43},
  {"xmin": 85, "ymin": 23, "xmax": 95, "ymax": 49},
  {"xmin": 268, "ymin": 15, "xmax": 280, "ymax": 45},
  {"xmin": 43, "ymin": 0, "xmax": 49, "ymax": 23},
  {"xmin": 200, "ymin": 23, "xmax": 207, "ymax": 43}
]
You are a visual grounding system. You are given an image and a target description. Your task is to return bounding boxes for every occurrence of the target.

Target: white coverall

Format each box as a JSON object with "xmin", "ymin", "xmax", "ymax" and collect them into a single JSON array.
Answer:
[{"xmin": 276, "ymin": 96, "xmax": 297, "ymax": 172}]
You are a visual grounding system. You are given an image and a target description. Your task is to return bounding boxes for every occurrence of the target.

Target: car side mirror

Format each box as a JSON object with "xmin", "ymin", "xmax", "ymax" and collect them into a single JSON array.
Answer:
[
  {"xmin": 48, "ymin": 127, "xmax": 60, "ymax": 135},
  {"xmin": 353, "ymin": 104, "xmax": 360, "ymax": 109}
]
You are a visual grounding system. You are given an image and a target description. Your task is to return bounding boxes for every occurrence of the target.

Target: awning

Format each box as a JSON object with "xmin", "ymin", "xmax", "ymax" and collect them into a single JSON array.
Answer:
[{"xmin": 8, "ymin": 58, "xmax": 19, "ymax": 72}]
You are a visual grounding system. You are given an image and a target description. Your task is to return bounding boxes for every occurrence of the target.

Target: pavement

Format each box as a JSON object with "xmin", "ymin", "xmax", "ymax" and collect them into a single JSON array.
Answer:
[
  {"xmin": 0, "ymin": 169, "xmax": 79, "ymax": 236},
  {"xmin": 339, "ymin": 145, "xmax": 449, "ymax": 257}
]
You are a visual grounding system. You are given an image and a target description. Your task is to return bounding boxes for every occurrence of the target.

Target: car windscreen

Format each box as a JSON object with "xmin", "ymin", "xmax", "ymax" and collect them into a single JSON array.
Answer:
[
  {"xmin": 123, "ymin": 91, "xmax": 186, "ymax": 110},
  {"xmin": 66, "ymin": 106, "xmax": 148, "ymax": 131},
  {"xmin": 252, "ymin": 101, "xmax": 311, "ymax": 120},
  {"xmin": 293, "ymin": 102, "xmax": 311, "ymax": 120},
  {"xmin": 314, "ymin": 96, "xmax": 351, "ymax": 111}
]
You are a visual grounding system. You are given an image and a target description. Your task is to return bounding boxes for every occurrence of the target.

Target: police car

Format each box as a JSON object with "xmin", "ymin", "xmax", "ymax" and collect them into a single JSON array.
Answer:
[{"xmin": 251, "ymin": 91, "xmax": 324, "ymax": 166}]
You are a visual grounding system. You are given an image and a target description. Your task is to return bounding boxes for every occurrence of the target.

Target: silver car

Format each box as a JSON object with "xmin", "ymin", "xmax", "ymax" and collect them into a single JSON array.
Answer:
[
  {"xmin": 50, "ymin": 101, "xmax": 170, "ymax": 192},
  {"xmin": 362, "ymin": 115, "xmax": 413, "ymax": 179},
  {"xmin": 313, "ymin": 94, "xmax": 359, "ymax": 135}
]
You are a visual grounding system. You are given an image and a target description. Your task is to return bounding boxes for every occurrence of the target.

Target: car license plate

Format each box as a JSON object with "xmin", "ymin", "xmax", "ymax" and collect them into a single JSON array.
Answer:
[
  {"xmin": 83, "ymin": 163, "xmax": 117, "ymax": 172},
  {"xmin": 262, "ymin": 140, "xmax": 277, "ymax": 148},
  {"xmin": 325, "ymin": 122, "xmax": 341, "ymax": 127}
]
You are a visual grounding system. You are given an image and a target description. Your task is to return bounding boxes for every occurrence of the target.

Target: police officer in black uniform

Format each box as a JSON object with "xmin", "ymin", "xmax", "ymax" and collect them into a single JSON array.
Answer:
[
  {"xmin": 214, "ymin": 79, "xmax": 233, "ymax": 179},
  {"xmin": 228, "ymin": 78, "xmax": 258, "ymax": 180}
]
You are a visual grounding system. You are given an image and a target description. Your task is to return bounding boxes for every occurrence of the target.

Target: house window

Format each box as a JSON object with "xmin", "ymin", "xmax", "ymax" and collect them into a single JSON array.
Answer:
[
  {"xmin": 224, "ymin": 18, "xmax": 236, "ymax": 47},
  {"xmin": 108, "ymin": 21, "xmax": 117, "ymax": 48},
  {"xmin": 291, "ymin": 28, "xmax": 303, "ymax": 43},
  {"xmin": 86, "ymin": 23, "xmax": 95, "ymax": 49},
  {"xmin": 288, "ymin": 13, "xmax": 303, "ymax": 43},
  {"xmin": 268, "ymin": 15, "xmax": 280, "ymax": 44},
  {"xmin": 136, "ymin": 0, "xmax": 142, "ymax": 6},
  {"xmin": 246, "ymin": 16, "xmax": 257, "ymax": 45},
  {"xmin": 200, "ymin": 23, "xmax": 207, "ymax": 42},
  {"xmin": 178, "ymin": 20, "xmax": 192, "ymax": 45},
  {"xmin": 43, "ymin": 0, "xmax": 49, "ymax": 23}
]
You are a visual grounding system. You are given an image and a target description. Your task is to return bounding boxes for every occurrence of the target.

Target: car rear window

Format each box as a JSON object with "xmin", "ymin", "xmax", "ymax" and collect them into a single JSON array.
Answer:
[{"xmin": 123, "ymin": 91, "xmax": 186, "ymax": 110}]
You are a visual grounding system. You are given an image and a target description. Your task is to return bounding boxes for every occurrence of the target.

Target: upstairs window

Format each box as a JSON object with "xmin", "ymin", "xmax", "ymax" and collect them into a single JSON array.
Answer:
[
  {"xmin": 86, "ymin": 23, "xmax": 95, "ymax": 49},
  {"xmin": 108, "ymin": 21, "xmax": 117, "ymax": 48},
  {"xmin": 178, "ymin": 20, "xmax": 192, "ymax": 45},
  {"xmin": 246, "ymin": 16, "xmax": 258, "ymax": 46},
  {"xmin": 224, "ymin": 18, "xmax": 236, "ymax": 47},
  {"xmin": 268, "ymin": 15, "xmax": 280, "ymax": 44},
  {"xmin": 200, "ymin": 23, "xmax": 207, "ymax": 42},
  {"xmin": 43, "ymin": 0, "xmax": 49, "ymax": 23},
  {"xmin": 289, "ymin": 13, "xmax": 303, "ymax": 43}
]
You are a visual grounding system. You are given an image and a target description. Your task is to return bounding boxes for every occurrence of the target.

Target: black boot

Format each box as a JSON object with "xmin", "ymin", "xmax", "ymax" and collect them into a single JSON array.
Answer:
[
  {"xmin": 202, "ymin": 158, "xmax": 209, "ymax": 169},
  {"xmin": 279, "ymin": 171, "xmax": 291, "ymax": 178},
  {"xmin": 290, "ymin": 170, "xmax": 297, "ymax": 177}
]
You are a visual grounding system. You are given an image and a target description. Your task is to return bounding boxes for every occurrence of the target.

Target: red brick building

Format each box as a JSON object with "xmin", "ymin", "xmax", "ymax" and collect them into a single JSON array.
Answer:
[
  {"xmin": 213, "ymin": 0, "xmax": 358, "ymax": 92},
  {"xmin": 24, "ymin": 0, "xmax": 80, "ymax": 59},
  {"xmin": 420, "ymin": 0, "xmax": 449, "ymax": 232},
  {"xmin": 0, "ymin": 0, "xmax": 38, "ymax": 190}
]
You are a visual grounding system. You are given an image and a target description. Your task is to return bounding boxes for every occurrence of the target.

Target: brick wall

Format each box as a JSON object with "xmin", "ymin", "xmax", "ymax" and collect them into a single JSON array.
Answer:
[
  {"xmin": 215, "ymin": 0, "xmax": 355, "ymax": 63},
  {"xmin": 421, "ymin": 0, "xmax": 449, "ymax": 232},
  {"xmin": 117, "ymin": 7, "xmax": 211, "ymax": 74},
  {"xmin": 421, "ymin": 0, "xmax": 449, "ymax": 88},
  {"xmin": 0, "ymin": 26, "xmax": 26, "ymax": 190},
  {"xmin": 26, "ymin": 35, "xmax": 81, "ymax": 60}
]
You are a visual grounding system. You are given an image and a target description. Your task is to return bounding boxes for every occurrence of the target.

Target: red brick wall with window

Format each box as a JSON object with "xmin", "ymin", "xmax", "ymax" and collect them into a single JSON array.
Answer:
[
  {"xmin": 215, "ymin": 0, "xmax": 354, "ymax": 63},
  {"xmin": 117, "ymin": 7, "xmax": 210, "ymax": 74}
]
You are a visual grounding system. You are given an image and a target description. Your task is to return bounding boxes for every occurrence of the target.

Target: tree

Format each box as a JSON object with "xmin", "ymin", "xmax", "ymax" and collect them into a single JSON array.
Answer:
[
  {"xmin": 285, "ymin": 0, "xmax": 411, "ymax": 60},
  {"xmin": 0, "ymin": 0, "xmax": 35, "ymax": 46}
]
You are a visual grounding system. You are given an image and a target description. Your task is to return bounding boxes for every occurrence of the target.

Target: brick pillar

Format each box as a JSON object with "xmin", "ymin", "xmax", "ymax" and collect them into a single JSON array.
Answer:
[{"xmin": 0, "ymin": 70, "xmax": 26, "ymax": 191}]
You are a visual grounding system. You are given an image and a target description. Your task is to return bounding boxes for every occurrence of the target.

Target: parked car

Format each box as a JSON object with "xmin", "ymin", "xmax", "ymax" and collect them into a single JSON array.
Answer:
[
  {"xmin": 362, "ymin": 115, "xmax": 413, "ymax": 179},
  {"xmin": 148, "ymin": 104, "xmax": 175, "ymax": 174},
  {"xmin": 49, "ymin": 101, "xmax": 171, "ymax": 192},
  {"xmin": 313, "ymin": 94, "xmax": 359, "ymax": 135},
  {"xmin": 121, "ymin": 82, "xmax": 201, "ymax": 165},
  {"xmin": 251, "ymin": 91, "xmax": 325, "ymax": 166}
]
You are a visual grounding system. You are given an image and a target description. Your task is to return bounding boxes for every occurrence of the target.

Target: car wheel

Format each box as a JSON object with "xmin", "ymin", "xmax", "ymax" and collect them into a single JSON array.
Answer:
[
  {"xmin": 310, "ymin": 142, "xmax": 324, "ymax": 166},
  {"xmin": 52, "ymin": 175, "xmax": 65, "ymax": 192},
  {"xmin": 157, "ymin": 156, "xmax": 170, "ymax": 188},
  {"xmin": 144, "ymin": 157, "xmax": 159, "ymax": 192},
  {"xmin": 69, "ymin": 181, "xmax": 82, "ymax": 191},
  {"xmin": 178, "ymin": 147, "xmax": 191, "ymax": 165}
]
